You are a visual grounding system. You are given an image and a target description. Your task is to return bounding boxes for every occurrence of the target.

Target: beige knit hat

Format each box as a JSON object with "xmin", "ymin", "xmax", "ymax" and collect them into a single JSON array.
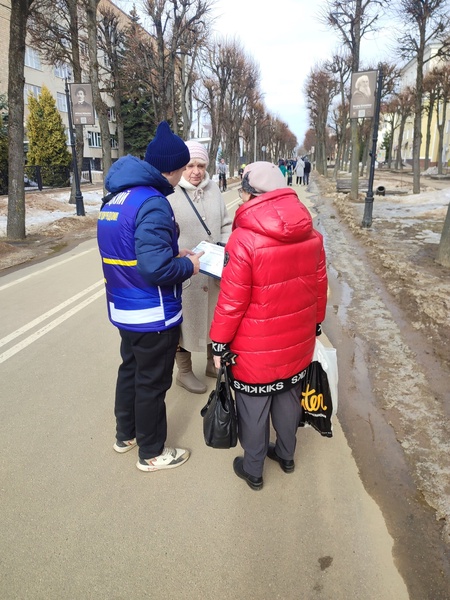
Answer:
[
  {"xmin": 185, "ymin": 140, "xmax": 209, "ymax": 166},
  {"xmin": 242, "ymin": 161, "xmax": 287, "ymax": 195}
]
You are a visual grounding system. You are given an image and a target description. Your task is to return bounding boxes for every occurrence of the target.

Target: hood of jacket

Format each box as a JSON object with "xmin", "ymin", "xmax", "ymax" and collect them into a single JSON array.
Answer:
[
  {"xmin": 104, "ymin": 154, "xmax": 174, "ymax": 197},
  {"xmin": 233, "ymin": 187, "xmax": 313, "ymax": 243}
]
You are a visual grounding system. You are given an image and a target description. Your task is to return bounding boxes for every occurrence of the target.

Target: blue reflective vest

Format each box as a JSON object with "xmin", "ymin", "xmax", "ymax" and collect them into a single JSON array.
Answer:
[{"xmin": 97, "ymin": 185, "xmax": 183, "ymax": 332}]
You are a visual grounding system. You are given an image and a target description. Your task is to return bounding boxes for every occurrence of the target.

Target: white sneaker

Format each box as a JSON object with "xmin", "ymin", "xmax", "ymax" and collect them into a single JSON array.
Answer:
[
  {"xmin": 113, "ymin": 438, "xmax": 137, "ymax": 453},
  {"xmin": 136, "ymin": 447, "xmax": 190, "ymax": 472}
]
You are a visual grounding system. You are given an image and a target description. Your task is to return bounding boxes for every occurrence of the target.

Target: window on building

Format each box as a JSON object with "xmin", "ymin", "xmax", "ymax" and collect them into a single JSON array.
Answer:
[
  {"xmin": 24, "ymin": 84, "xmax": 41, "ymax": 103},
  {"xmin": 79, "ymin": 42, "xmax": 89, "ymax": 57},
  {"xmin": 110, "ymin": 137, "xmax": 118, "ymax": 149},
  {"xmin": 107, "ymin": 107, "xmax": 116, "ymax": 122},
  {"xmin": 54, "ymin": 63, "xmax": 70, "ymax": 79},
  {"xmin": 57, "ymin": 92, "xmax": 68, "ymax": 112},
  {"xmin": 88, "ymin": 131, "xmax": 102, "ymax": 148},
  {"xmin": 25, "ymin": 46, "xmax": 42, "ymax": 70}
]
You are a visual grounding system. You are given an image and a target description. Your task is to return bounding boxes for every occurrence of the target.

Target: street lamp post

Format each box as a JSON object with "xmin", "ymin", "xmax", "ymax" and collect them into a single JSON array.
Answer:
[
  {"xmin": 64, "ymin": 78, "xmax": 85, "ymax": 216},
  {"xmin": 361, "ymin": 68, "xmax": 383, "ymax": 229}
]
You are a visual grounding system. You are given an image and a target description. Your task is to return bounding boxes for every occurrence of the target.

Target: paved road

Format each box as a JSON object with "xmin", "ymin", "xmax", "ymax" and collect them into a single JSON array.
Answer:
[{"xmin": 0, "ymin": 185, "xmax": 411, "ymax": 599}]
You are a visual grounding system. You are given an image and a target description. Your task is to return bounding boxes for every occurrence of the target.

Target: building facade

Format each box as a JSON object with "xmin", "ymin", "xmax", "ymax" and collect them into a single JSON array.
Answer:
[
  {"xmin": 0, "ymin": 0, "xmax": 134, "ymax": 175},
  {"xmin": 392, "ymin": 42, "xmax": 450, "ymax": 170}
]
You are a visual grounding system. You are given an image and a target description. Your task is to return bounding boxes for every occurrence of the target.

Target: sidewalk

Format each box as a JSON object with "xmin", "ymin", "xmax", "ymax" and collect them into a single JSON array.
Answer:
[{"xmin": 0, "ymin": 180, "xmax": 413, "ymax": 599}]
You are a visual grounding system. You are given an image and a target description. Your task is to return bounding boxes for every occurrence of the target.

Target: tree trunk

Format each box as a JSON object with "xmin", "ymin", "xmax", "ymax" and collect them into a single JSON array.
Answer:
[
  {"xmin": 424, "ymin": 99, "xmax": 434, "ymax": 171},
  {"xmin": 68, "ymin": 0, "xmax": 84, "ymax": 205},
  {"xmin": 86, "ymin": 0, "xmax": 111, "ymax": 185},
  {"xmin": 412, "ymin": 37, "xmax": 425, "ymax": 194},
  {"xmin": 436, "ymin": 203, "xmax": 450, "ymax": 267},
  {"xmin": 350, "ymin": 120, "xmax": 360, "ymax": 199},
  {"xmin": 7, "ymin": 0, "xmax": 34, "ymax": 240},
  {"xmin": 396, "ymin": 117, "xmax": 406, "ymax": 170},
  {"xmin": 115, "ymin": 91, "xmax": 125, "ymax": 157},
  {"xmin": 437, "ymin": 101, "xmax": 447, "ymax": 175}
]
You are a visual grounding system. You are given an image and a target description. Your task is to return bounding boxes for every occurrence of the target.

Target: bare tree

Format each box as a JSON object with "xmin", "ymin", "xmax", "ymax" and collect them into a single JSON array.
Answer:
[
  {"xmin": 97, "ymin": 4, "xmax": 126, "ymax": 156},
  {"xmin": 142, "ymin": 0, "xmax": 215, "ymax": 131},
  {"xmin": 84, "ymin": 0, "xmax": 112, "ymax": 180},
  {"xmin": 422, "ymin": 71, "xmax": 439, "ymax": 170},
  {"xmin": 7, "ymin": 0, "xmax": 35, "ymax": 240},
  {"xmin": 197, "ymin": 38, "xmax": 260, "ymax": 174},
  {"xmin": 326, "ymin": 52, "xmax": 352, "ymax": 177},
  {"xmin": 29, "ymin": 0, "xmax": 85, "ymax": 205},
  {"xmin": 394, "ymin": 87, "xmax": 414, "ymax": 169},
  {"xmin": 322, "ymin": 0, "xmax": 387, "ymax": 198},
  {"xmin": 304, "ymin": 64, "xmax": 338, "ymax": 176},
  {"xmin": 396, "ymin": 0, "xmax": 450, "ymax": 193},
  {"xmin": 431, "ymin": 63, "xmax": 450, "ymax": 174},
  {"xmin": 220, "ymin": 40, "xmax": 260, "ymax": 174},
  {"xmin": 436, "ymin": 205, "xmax": 450, "ymax": 267}
]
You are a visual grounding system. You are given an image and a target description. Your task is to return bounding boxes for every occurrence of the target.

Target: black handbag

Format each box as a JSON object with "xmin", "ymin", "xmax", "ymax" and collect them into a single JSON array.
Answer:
[{"xmin": 200, "ymin": 363, "xmax": 238, "ymax": 449}]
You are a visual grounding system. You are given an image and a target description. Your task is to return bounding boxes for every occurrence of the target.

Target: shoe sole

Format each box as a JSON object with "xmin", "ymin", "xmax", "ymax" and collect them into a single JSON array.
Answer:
[
  {"xmin": 267, "ymin": 449, "xmax": 295, "ymax": 473},
  {"xmin": 113, "ymin": 440, "xmax": 137, "ymax": 453},
  {"xmin": 233, "ymin": 461, "xmax": 263, "ymax": 491},
  {"xmin": 136, "ymin": 454, "xmax": 190, "ymax": 472},
  {"xmin": 176, "ymin": 378, "xmax": 207, "ymax": 394}
]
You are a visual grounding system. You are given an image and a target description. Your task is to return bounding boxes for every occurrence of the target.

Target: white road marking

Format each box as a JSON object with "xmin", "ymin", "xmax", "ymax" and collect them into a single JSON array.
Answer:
[
  {"xmin": 0, "ymin": 289, "xmax": 105, "ymax": 364},
  {"xmin": 0, "ymin": 280, "xmax": 104, "ymax": 348}
]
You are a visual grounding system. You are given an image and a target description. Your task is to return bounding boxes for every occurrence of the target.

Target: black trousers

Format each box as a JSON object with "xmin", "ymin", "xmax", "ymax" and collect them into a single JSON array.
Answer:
[{"xmin": 115, "ymin": 326, "xmax": 180, "ymax": 459}]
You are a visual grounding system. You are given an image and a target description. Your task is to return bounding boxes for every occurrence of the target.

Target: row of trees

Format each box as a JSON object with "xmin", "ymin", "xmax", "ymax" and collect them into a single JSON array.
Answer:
[
  {"xmin": 7, "ymin": 0, "xmax": 297, "ymax": 240},
  {"xmin": 301, "ymin": 0, "xmax": 450, "ymax": 266},
  {"xmin": 304, "ymin": 0, "xmax": 450, "ymax": 195}
]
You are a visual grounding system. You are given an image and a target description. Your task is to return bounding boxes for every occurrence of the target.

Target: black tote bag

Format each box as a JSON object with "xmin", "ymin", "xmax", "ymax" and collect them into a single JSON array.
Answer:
[{"xmin": 200, "ymin": 363, "xmax": 238, "ymax": 449}]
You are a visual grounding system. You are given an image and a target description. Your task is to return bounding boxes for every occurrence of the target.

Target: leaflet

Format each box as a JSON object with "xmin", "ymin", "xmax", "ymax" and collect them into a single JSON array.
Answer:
[{"xmin": 191, "ymin": 240, "xmax": 225, "ymax": 279}]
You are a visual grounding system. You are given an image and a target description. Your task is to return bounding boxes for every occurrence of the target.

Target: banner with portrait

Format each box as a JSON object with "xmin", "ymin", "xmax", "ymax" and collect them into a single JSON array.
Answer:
[
  {"xmin": 70, "ymin": 83, "xmax": 95, "ymax": 125},
  {"xmin": 350, "ymin": 70, "xmax": 377, "ymax": 119}
]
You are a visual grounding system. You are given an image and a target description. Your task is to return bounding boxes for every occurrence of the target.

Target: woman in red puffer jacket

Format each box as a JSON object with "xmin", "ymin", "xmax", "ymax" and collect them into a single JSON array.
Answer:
[{"xmin": 210, "ymin": 161, "xmax": 328, "ymax": 491}]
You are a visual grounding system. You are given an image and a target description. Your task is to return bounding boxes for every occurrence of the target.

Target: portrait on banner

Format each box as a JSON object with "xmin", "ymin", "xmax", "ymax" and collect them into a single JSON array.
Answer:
[
  {"xmin": 350, "ymin": 71, "xmax": 377, "ymax": 119},
  {"xmin": 70, "ymin": 83, "xmax": 95, "ymax": 125}
]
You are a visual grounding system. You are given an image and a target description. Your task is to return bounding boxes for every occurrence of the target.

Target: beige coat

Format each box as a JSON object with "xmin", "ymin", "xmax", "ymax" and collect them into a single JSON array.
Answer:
[{"xmin": 169, "ymin": 172, "xmax": 232, "ymax": 353}]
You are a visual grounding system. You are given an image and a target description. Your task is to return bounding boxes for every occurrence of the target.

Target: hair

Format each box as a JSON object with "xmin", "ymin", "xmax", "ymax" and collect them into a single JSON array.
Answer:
[
  {"xmin": 241, "ymin": 172, "xmax": 258, "ymax": 196},
  {"xmin": 355, "ymin": 76, "xmax": 369, "ymax": 92}
]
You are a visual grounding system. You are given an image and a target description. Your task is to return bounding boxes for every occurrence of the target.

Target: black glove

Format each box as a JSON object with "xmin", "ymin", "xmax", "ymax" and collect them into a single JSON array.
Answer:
[
  {"xmin": 316, "ymin": 323, "xmax": 322, "ymax": 336},
  {"xmin": 212, "ymin": 342, "xmax": 238, "ymax": 365},
  {"xmin": 221, "ymin": 349, "xmax": 238, "ymax": 366}
]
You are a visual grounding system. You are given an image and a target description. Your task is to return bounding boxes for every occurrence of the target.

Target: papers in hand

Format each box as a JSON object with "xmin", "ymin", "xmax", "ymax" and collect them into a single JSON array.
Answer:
[{"xmin": 191, "ymin": 241, "xmax": 225, "ymax": 279}]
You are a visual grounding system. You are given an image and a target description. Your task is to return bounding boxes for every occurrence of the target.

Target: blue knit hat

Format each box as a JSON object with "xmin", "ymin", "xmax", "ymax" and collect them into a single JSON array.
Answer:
[{"xmin": 144, "ymin": 121, "xmax": 190, "ymax": 173}]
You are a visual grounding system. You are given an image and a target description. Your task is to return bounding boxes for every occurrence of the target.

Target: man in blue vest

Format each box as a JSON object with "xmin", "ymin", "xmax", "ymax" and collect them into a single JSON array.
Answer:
[{"xmin": 97, "ymin": 121, "xmax": 204, "ymax": 472}]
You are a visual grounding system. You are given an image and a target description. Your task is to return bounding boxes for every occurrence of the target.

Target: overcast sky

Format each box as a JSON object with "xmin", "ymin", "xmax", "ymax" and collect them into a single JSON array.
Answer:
[{"xmin": 114, "ymin": 0, "xmax": 393, "ymax": 145}]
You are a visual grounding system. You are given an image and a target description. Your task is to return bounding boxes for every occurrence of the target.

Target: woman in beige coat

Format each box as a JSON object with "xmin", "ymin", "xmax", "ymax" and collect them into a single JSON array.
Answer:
[{"xmin": 169, "ymin": 141, "xmax": 232, "ymax": 393}]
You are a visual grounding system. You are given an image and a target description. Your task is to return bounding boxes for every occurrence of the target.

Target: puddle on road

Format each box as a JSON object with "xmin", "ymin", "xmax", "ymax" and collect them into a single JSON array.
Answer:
[{"xmin": 327, "ymin": 263, "xmax": 353, "ymax": 327}]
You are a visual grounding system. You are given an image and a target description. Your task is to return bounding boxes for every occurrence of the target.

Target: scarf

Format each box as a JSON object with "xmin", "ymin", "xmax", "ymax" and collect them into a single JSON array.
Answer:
[{"xmin": 178, "ymin": 171, "xmax": 211, "ymax": 203}]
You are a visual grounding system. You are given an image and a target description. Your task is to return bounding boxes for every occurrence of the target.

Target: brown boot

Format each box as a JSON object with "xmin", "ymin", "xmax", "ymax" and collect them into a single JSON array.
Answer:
[
  {"xmin": 205, "ymin": 344, "xmax": 219, "ymax": 378},
  {"xmin": 176, "ymin": 351, "xmax": 207, "ymax": 394}
]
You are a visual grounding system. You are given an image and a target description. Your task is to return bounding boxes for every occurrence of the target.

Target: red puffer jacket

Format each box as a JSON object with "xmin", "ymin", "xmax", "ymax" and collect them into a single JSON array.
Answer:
[{"xmin": 210, "ymin": 187, "xmax": 327, "ymax": 395}]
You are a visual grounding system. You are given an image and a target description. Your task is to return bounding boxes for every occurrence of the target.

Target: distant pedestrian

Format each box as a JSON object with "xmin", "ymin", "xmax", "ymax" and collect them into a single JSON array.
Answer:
[
  {"xmin": 217, "ymin": 158, "xmax": 227, "ymax": 191},
  {"xmin": 97, "ymin": 121, "xmax": 204, "ymax": 473},
  {"xmin": 279, "ymin": 161, "xmax": 287, "ymax": 178},
  {"xmin": 210, "ymin": 161, "xmax": 328, "ymax": 491},
  {"xmin": 303, "ymin": 157, "xmax": 311, "ymax": 185},
  {"xmin": 287, "ymin": 162, "xmax": 293, "ymax": 186},
  {"xmin": 295, "ymin": 157, "xmax": 305, "ymax": 185}
]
